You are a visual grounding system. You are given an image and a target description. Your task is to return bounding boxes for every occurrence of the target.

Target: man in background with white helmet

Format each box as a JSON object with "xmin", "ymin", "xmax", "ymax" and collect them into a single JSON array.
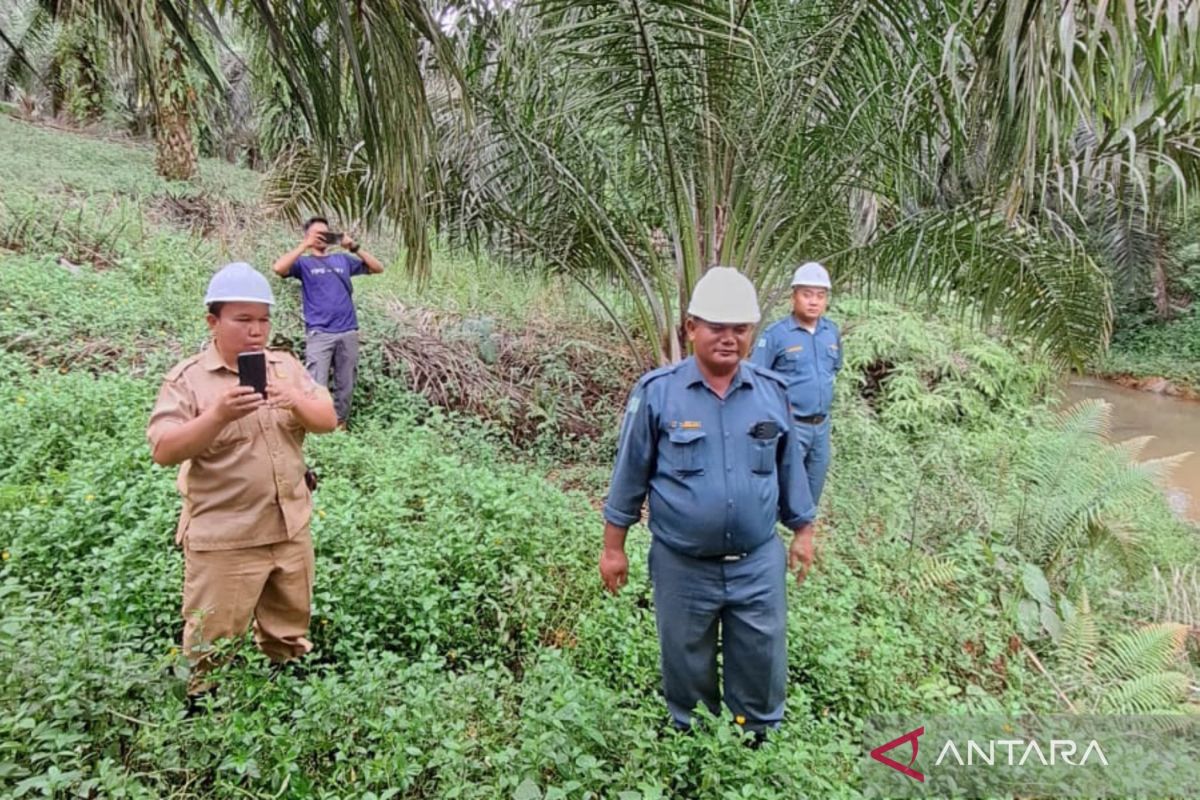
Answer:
[
  {"xmin": 147, "ymin": 262, "xmax": 337, "ymax": 703},
  {"xmin": 599, "ymin": 267, "xmax": 816, "ymax": 742},
  {"xmin": 751, "ymin": 262, "xmax": 843, "ymax": 508}
]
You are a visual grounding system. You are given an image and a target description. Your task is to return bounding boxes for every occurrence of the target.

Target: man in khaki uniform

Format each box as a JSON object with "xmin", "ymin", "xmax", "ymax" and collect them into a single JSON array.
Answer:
[{"xmin": 147, "ymin": 262, "xmax": 337, "ymax": 697}]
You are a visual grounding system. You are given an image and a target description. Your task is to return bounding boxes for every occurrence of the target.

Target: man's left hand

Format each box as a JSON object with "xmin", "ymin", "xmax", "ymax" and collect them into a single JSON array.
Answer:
[
  {"xmin": 266, "ymin": 380, "xmax": 300, "ymax": 412},
  {"xmin": 789, "ymin": 523, "xmax": 816, "ymax": 585},
  {"xmin": 341, "ymin": 233, "xmax": 356, "ymax": 250}
]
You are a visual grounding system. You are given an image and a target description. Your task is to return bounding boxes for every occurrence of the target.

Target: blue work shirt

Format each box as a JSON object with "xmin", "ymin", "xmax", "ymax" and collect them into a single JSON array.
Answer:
[
  {"xmin": 603, "ymin": 357, "xmax": 816, "ymax": 558},
  {"xmin": 750, "ymin": 316, "xmax": 842, "ymax": 417},
  {"xmin": 286, "ymin": 253, "xmax": 367, "ymax": 333}
]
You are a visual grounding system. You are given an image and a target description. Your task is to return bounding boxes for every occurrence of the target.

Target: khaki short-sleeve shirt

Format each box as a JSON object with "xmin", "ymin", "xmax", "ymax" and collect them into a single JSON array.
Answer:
[{"xmin": 147, "ymin": 346, "xmax": 330, "ymax": 551}]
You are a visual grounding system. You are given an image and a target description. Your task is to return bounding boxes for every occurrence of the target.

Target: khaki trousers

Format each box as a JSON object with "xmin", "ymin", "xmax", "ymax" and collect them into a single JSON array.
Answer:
[{"xmin": 182, "ymin": 528, "xmax": 314, "ymax": 692}]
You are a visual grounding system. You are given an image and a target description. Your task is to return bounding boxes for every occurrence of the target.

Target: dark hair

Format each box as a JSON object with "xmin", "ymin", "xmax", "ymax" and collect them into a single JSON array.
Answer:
[
  {"xmin": 207, "ymin": 302, "xmax": 226, "ymax": 317},
  {"xmin": 302, "ymin": 216, "xmax": 329, "ymax": 232}
]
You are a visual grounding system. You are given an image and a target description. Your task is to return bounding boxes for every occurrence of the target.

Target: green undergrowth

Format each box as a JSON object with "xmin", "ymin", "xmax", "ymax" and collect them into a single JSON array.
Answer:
[
  {"xmin": 1098, "ymin": 309, "xmax": 1200, "ymax": 389},
  {"xmin": 2, "ymin": 301, "xmax": 1196, "ymax": 796},
  {"xmin": 1095, "ymin": 238, "xmax": 1200, "ymax": 390}
]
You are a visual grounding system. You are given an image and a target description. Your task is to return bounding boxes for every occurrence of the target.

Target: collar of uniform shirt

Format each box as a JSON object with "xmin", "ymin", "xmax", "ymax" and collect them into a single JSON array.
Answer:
[
  {"xmin": 680, "ymin": 358, "xmax": 755, "ymax": 391},
  {"xmin": 787, "ymin": 315, "xmax": 831, "ymax": 334}
]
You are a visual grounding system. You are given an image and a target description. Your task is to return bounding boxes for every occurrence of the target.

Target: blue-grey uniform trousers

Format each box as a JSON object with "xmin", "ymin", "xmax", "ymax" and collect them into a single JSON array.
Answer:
[
  {"xmin": 793, "ymin": 417, "xmax": 832, "ymax": 507},
  {"xmin": 305, "ymin": 330, "xmax": 359, "ymax": 423},
  {"xmin": 649, "ymin": 535, "xmax": 788, "ymax": 731}
]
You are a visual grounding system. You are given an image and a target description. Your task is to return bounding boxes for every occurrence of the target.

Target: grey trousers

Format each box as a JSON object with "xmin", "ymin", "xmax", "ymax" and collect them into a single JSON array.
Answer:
[
  {"xmin": 649, "ymin": 536, "xmax": 788, "ymax": 732},
  {"xmin": 305, "ymin": 329, "xmax": 359, "ymax": 422}
]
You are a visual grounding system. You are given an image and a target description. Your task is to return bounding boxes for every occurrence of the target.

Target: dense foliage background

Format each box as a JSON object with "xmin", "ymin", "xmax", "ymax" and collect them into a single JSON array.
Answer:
[{"xmin": 0, "ymin": 113, "xmax": 1197, "ymax": 798}]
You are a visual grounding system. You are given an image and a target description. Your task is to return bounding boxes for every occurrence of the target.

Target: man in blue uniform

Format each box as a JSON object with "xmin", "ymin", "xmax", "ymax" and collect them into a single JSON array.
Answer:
[
  {"xmin": 599, "ymin": 267, "xmax": 817, "ymax": 739},
  {"xmin": 751, "ymin": 262, "xmax": 842, "ymax": 508}
]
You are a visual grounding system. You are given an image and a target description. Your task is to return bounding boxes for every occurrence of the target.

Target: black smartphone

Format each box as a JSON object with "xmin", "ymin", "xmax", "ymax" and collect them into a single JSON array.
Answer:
[
  {"xmin": 237, "ymin": 351, "xmax": 268, "ymax": 398},
  {"xmin": 321, "ymin": 231, "xmax": 342, "ymax": 245}
]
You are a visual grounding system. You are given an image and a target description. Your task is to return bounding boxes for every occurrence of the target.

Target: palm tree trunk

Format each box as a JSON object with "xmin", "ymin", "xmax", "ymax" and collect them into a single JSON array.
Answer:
[
  {"xmin": 153, "ymin": 27, "xmax": 197, "ymax": 181},
  {"xmin": 1152, "ymin": 238, "xmax": 1171, "ymax": 320},
  {"xmin": 155, "ymin": 101, "xmax": 197, "ymax": 181}
]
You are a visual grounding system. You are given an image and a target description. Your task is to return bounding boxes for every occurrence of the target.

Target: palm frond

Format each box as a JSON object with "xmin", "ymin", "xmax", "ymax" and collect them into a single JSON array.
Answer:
[
  {"xmin": 219, "ymin": 0, "xmax": 466, "ymax": 280},
  {"xmin": 0, "ymin": 8, "xmax": 47, "ymax": 91},
  {"xmin": 972, "ymin": 0, "xmax": 1200, "ymax": 221},
  {"xmin": 1149, "ymin": 564, "xmax": 1200, "ymax": 631},
  {"xmin": 856, "ymin": 205, "xmax": 1113, "ymax": 367}
]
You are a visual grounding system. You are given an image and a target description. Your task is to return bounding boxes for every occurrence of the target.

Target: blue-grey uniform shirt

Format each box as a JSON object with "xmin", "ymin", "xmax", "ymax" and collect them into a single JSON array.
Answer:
[
  {"xmin": 750, "ymin": 316, "xmax": 842, "ymax": 417},
  {"xmin": 603, "ymin": 358, "xmax": 816, "ymax": 558}
]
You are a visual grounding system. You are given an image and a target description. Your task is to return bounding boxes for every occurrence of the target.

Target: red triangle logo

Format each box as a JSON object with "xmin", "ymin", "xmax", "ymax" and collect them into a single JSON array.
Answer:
[{"xmin": 870, "ymin": 726, "xmax": 926, "ymax": 782}]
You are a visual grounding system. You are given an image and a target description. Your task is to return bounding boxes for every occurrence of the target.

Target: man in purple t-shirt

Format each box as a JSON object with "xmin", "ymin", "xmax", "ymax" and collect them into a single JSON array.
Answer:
[{"xmin": 272, "ymin": 216, "xmax": 385, "ymax": 428}]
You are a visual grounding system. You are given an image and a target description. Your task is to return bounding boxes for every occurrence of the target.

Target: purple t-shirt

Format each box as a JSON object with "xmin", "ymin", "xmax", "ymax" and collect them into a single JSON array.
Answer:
[{"xmin": 287, "ymin": 253, "xmax": 366, "ymax": 333}]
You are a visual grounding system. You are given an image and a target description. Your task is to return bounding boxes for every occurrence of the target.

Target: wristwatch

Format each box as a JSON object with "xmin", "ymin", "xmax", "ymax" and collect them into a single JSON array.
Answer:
[{"xmin": 349, "ymin": 244, "xmax": 360, "ymax": 254}]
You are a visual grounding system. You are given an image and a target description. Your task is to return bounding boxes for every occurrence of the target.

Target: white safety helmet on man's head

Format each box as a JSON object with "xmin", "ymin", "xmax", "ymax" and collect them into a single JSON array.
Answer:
[
  {"xmin": 204, "ymin": 262, "xmax": 275, "ymax": 306},
  {"xmin": 790, "ymin": 261, "xmax": 832, "ymax": 289},
  {"xmin": 687, "ymin": 266, "xmax": 761, "ymax": 324}
]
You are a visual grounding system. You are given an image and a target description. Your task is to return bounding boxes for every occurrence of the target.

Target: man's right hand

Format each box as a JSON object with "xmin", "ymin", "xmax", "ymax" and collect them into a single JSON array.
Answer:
[
  {"xmin": 302, "ymin": 228, "xmax": 323, "ymax": 250},
  {"xmin": 599, "ymin": 547, "xmax": 629, "ymax": 594},
  {"xmin": 212, "ymin": 385, "xmax": 265, "ymax": 424}
]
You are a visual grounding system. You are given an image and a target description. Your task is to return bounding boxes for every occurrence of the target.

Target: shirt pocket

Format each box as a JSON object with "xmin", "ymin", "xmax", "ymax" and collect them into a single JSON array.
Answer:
[
  {"xmin": 783, "ymin": 350, "xmax": 816, "ymax": 382},
  {"xmin": 205, "ymin": 419, "xmax": 249, "ymax": 454},
  {"xmin": 780, "ymin": 350, "xmax": 804, "ymax": 372},
  {"xmin": 821, "ymin": 342, "xmax": 840, "ymax": 372},
  {"xmin": 664, "ymin": 428, "xmax": 707, "ymax": 477},
  {"xmin": 750, "ymin": 433, "xmax": 782, "ymax": 474}
]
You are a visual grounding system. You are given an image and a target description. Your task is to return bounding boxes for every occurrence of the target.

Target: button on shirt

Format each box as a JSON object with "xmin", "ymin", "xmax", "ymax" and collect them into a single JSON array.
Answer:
[
  {"xmin": 603, "ymin": 358, "xmax": 816, "ymax": 558},
  {"xmin": 750, "ymin": 316, "xmax": 842, "ymax": 417},
  {"xmin": 147, "ymin": 347, "xmax": 329, "ymax": 551},
  {"xmin": 287, "ymin": 253, "xmax": 367, "ymax": 333}
]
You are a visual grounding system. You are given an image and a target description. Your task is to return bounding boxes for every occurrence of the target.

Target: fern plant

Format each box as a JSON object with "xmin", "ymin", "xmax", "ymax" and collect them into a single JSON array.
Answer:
[
  {"xmin": 1012, "ymin": 399, "xmax": 1191, "ymax": 585},
  {"xmin": 1053, "ymin": 591, "xmax": 1196, "ymax": 714}
]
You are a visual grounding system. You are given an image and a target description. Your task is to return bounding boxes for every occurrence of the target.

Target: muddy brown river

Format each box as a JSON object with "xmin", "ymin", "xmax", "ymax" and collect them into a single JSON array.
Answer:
[{"xmin": 1062, "ymin": 376, "xmax": 1200, "ymax": 522}]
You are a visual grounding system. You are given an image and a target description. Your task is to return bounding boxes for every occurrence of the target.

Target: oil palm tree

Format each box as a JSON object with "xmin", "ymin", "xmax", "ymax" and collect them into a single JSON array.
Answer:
[
  {"xmin": 930, "ymin": 0, "xmax": 1200, "ymax": 321},
  {"xmin": 0, "ymin": 0, "xmax": 223, "ymax": 181},
  {"xmin": 432, "ymin": 0, "xmax": 1130, "ymax": 366}
]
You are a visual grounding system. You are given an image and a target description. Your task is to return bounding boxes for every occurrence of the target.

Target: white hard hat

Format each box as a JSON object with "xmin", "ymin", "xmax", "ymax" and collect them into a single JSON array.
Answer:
[
  {"xmin": 791, "ymin": 261, "xmax": 831, "ymax": 289},
  {"xmin": 204, "ymin": 262, "xmax": 275, "ymax": 306},
  {"xmin": 687, "ymin": 266, "xmax": 761, "ymax": 324}
]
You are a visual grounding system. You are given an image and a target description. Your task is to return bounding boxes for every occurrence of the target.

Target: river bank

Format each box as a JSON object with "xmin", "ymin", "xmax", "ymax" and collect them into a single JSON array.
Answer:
[{"xmin": 1096, "ymin": 371, "xmax": 1200, "ymax": 401}]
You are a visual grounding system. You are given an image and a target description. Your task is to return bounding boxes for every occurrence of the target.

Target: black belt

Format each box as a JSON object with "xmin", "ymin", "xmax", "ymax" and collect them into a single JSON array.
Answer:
[
  {"xmin": 696, "ymin": 552, "xmax": 750, "ymax": 562},
  {"xmin": 668, "ymin": 538, "xmax": 772, "ymax": 562},
  {"xmin": 793, "ymin": 414, "xmax": 826, "ymax": 424}
]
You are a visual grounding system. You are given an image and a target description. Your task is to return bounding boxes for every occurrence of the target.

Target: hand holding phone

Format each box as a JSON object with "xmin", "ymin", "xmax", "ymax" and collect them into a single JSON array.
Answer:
[
  {"xmin": 237, "ymin": 351, "xmax": 268, "ymax": 398},
  {"xmin": 213, "ymin": 385, "xmax": 264, "ymax": 423}
]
